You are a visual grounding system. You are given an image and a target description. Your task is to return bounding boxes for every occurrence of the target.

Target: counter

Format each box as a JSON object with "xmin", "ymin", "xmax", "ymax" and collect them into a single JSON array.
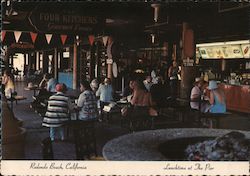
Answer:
[{"xmin": 219, "ymin": 83, "xmax": 250, "ymax": 113}]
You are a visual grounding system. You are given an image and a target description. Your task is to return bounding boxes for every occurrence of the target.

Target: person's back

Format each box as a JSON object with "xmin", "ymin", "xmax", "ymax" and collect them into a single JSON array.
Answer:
[
  {"xmin": 96, "ymin": 83, "xmax": 113, "ymax": 102},
  {"xmin": 207, "ymin": 81, "xmax": 226, "ymax": 113},
  {"xmin": 78, "ymin": 89, "xmax": 98, "ymax": 120},
  {"xmin": 210, "ymin": 90, "xmax": 226, "ymax": 113}
]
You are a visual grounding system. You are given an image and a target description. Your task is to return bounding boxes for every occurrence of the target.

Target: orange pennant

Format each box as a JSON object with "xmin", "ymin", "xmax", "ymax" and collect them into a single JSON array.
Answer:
[
  {"xmin": 30, "ymin": 32, "xmax": 38, "ymax": 43},
  {"xmin": 60, "ymin": 35, "xmax": 67, "ymax": 45},
  {"xmin": 88, "ymin": 35, "xmax": 95, "ymax": 46},
  {"xmin": 1, "ymin": 31, "xmax": 6, "ymax": 42}
]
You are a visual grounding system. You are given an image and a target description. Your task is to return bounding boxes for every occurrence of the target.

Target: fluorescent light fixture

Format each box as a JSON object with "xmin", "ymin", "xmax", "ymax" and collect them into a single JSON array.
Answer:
[
  {"xmin": 197, "ymin": 40, "xmax": 250, "ymax": 47},
  {"xmin": 224, "ymin": 40, "xmax": 250, "ymax": 45},
  {"xmin": 196, "ymin": 42, "xmax": 224, "ymax": 47}
]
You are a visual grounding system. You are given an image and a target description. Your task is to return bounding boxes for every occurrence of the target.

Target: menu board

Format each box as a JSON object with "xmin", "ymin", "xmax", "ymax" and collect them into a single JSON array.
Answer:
[
  {"xmin": 198, "ymin": 44, "xmax": 244, "ymax": 59},
  {"xmin": 241, "ymin": 44, "xmax": 250, "ymax": 58}
]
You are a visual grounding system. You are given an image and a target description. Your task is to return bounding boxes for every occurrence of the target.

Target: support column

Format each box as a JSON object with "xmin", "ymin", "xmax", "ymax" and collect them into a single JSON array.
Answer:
[
  {"xmin": 36, "ymin": 51, "xmax": 40, "ymax": 70},
  {"xmin": 180, "ymin": 22, "xmax": 197, "ymax": 99},
  {"xmin": 73, "ymin": 43, "xmax": 77, "ymax": 89},
  {"xmin": 54, "ymin": 48, "xmax": 58, "ymax": 80}
]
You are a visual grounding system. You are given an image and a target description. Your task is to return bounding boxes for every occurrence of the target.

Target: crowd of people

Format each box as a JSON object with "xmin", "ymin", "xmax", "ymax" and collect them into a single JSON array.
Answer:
[{"xmin": 2, "ymin": 62, "xmax": 227, "ymax": 141}]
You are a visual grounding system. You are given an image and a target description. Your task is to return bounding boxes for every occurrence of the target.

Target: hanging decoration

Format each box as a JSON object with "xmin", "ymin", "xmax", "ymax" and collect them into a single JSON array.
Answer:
[
  {"xmin": 14, "ymin": 31, "xmax": 22, "ymax": 43},
  {"xmin": 30, "ymin": 32, "xmax": 38, "ymax": 43},
  {"xmin": 1, "ymin": 31, "xmax": 6, "ymax": 42},
  {"xmin": 102, "ymin": 36, "xmax": 109, "ymax": 46},
  {"xmin": 45, "ymin": 34, "xmax": 53, "ymax": 44},
  {"xmin": 88, "ymin": 35, "xmax": 95, "ymax": 46},
  {"xmin": 60, "ymin": 34, "xmax": 67, "ymax": 45}
]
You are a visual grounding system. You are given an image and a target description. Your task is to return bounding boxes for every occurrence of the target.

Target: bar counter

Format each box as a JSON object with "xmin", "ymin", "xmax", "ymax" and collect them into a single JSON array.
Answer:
[{"xmin": 219, "ymin": 83, "xmax": 250, "ymax": 114}]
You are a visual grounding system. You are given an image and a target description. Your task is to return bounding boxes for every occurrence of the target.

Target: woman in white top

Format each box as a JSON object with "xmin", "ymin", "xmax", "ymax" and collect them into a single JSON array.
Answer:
[{"xmin": 2, "ymin": 70, "xmax": 15, "ymax": 98}]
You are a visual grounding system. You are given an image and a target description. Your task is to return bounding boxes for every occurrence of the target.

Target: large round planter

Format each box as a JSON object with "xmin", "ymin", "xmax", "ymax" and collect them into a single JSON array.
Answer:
[{"xmin": 102, "ymin": 128, "xmax": 250, "ymax": 161}]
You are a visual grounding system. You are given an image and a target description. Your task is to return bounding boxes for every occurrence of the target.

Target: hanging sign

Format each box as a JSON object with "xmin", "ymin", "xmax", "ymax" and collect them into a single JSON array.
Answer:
[
  {"xmin": 102, "ymin": 36, "xmax": 109, "ymax": 46},
  {"xmin": 30, "ymin": 32, "xmax": 38, "ymax": 43},
  {"xmin": 60, "ymin": 34, "xmax": 67, "ymax": 45},
  {"xmin": 14, "ymin": 31, "xmax": 22, "ymax": 43},
  {"xmin": 45, "ymin": 34, "xmax": 53, "ymax": 44},
  {"xmin": 1, "ymin": 31, "xmax": 6, "ymax": 42},
  {"xmin": 88, "ymin": 35, "xmax": 95, "ymax": 46},
  {"xmin": 28, "ymin": 5, "xmax": 104, "ymax": 33}
]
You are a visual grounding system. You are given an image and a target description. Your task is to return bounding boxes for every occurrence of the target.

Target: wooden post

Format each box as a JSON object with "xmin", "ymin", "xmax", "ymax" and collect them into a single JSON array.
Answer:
[
  {"xmin": 54, "ymin": 48, "xmax": 58, "ymax": 80},
  {"xmin": 107, "ymin": 63, "xmax": 112, "ymax": 79},
  {"xmin": 73, "ymin": 43, "xmax": 77, "ymax": 90}
]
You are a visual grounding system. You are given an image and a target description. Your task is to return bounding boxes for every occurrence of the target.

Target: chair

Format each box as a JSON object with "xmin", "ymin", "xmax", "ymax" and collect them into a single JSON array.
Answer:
[
  {"xmin": 41, "ymin": 137, "xmax": 54, "ymax": 159},
  {"xmin": 74, "ymin": 120, "xmax": 97, "ymax": 160}
]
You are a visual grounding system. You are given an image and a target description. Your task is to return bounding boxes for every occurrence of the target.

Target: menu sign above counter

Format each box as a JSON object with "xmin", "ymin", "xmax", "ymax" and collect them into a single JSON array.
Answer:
[
  {"xmin": 241, "ymin": 44, "xmax": 250, "ymax": 58},
  {"xmin": 197, "ymin": 40, "xmax": 250, "ymax": 59}
]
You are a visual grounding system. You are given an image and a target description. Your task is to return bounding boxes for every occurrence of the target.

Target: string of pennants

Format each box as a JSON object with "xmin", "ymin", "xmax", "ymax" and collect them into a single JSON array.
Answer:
[{"xmin": 1, "ymin": 30, "xmax": 110, "ymax": 46}]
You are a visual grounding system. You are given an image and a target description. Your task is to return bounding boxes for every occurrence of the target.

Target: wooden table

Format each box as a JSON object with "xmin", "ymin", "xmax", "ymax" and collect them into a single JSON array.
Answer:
[
  {"xmin": 7, "ymin": 96, "xmax": 27, "ymax": 110},
  {"xmin": 24, "ymin": 86, "xmax": 41, "ymax": 96}
]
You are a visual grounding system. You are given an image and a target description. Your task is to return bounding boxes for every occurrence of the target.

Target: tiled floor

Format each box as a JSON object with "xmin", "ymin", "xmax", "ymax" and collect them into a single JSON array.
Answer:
[{"xmin": 8, "ymin": 80, "xmax": 250, "ymax": 160}]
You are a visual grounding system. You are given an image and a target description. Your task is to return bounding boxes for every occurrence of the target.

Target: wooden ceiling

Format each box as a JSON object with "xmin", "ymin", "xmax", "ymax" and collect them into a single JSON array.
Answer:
[{"xmin": 2, "ymin": 1, "xmax": 250, "ymax": 50}]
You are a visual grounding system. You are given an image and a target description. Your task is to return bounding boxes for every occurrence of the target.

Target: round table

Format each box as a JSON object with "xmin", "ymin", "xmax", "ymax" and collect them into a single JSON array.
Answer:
[{"xmin": 102, "ymin": 128, "xmax": 250, "ymax": 161}]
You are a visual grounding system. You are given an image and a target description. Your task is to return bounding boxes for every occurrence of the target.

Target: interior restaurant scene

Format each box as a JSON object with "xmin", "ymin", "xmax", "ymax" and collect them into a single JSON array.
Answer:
[{"xmin": 1, "ymin": 1, "xmax": 250, "ymax": 161}]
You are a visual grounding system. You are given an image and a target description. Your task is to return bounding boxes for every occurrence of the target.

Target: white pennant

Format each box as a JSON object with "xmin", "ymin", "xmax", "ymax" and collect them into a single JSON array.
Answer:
[
  {"xmin": 45, "ymin": 34, "xmax": 53, "ymax": 44},
  {"xmin": 102, "ymin": 36, "xmax": 109, "ymax": 46},
  {"xmin": 14, "ymin": 31, "xmax": 22, "ymax": 43}
]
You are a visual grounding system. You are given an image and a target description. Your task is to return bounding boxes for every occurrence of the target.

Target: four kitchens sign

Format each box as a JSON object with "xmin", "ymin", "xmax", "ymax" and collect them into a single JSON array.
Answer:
[{"xmin": 29, "ymin": 8, "xmax": 103, "ymax": 33}]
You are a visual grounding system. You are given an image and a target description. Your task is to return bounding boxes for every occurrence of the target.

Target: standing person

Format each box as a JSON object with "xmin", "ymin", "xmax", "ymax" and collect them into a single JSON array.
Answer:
[
  {"xmin": 42, "ymin": 83, "xmax": 71, "ymax": 141},
  {"xmin": 96, "ymin": 78, "xmax": 113, "ymax": 110},
  {"xmin": 76, "ymin": 81, "xmax": 98, "ymax": 121},
  {"xmin": 2, "ymin": 70, "xmax": 15, "ymax": 98},
  {"xmin": 207, "ymin": 80, "xmax": 226, "ymax": 113},
  {"xmin": 168, "ymin": 60, "xmax": 179, "ymax": 99}
]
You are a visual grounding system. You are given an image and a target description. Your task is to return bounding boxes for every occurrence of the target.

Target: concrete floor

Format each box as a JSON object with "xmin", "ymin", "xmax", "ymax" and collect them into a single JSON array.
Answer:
[{"xmin": 9, "ymin": 80, "xmax": 250, "ymax": 160}]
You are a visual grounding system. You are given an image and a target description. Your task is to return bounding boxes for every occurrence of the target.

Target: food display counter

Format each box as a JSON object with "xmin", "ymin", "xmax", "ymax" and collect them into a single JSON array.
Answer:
[{"xmin": 219, "ymin": 83, "xmax": 250, "ymax": 113}]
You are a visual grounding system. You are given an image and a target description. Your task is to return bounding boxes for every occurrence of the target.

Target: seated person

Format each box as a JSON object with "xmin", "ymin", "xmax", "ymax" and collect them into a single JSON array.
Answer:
[
  {"xmin": 47, "ymin": 76, "xmax": 58, "ymax": 93},
  {"xmin": 190, "ymin": 78, "xmax": 210, "ymax": 113},
  {"xmin": 150, "ymin": 76, "xmax": 168, "ymax": 107},
  {"xmin": 207, "ymin": 80, "xmax": 226, "ymax": 113},
  {"xmin": 130, "ymin": 79, "xmax": 156, "ymax": 117},
  {"xmin": 39, "ymin": 73, "xmax": 49, "ymax": 89},
  {"xmin": 76, "ymin": 81, "xmax": 98, "ymax": 121}
]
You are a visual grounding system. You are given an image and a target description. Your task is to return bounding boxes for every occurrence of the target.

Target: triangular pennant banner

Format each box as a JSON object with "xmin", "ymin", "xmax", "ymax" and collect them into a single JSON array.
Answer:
[
  {"xmin": 102, "ymin": 36, "xmax": 109, "ymax": 46},
  {"xmin": 60, "ymin": 35, "xmax": 67, "ymax": 45},
  {"xmin": 88, "ymin": 35, "xmax": 95, "ymax": 46},
  {"xmin": 1, "ymin": 31, "xmax": 6, "ymax": 42},
  {"xmin": 14, "ymin": 31, "xmax": 22, "ymax": 43},
  {"xmin": 45, "ymin": 34, "xmax": 53, "ymax": 44},
  {"xmin": 30, "ymin": 32, "xmax": 38, "ymax": 43}
]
